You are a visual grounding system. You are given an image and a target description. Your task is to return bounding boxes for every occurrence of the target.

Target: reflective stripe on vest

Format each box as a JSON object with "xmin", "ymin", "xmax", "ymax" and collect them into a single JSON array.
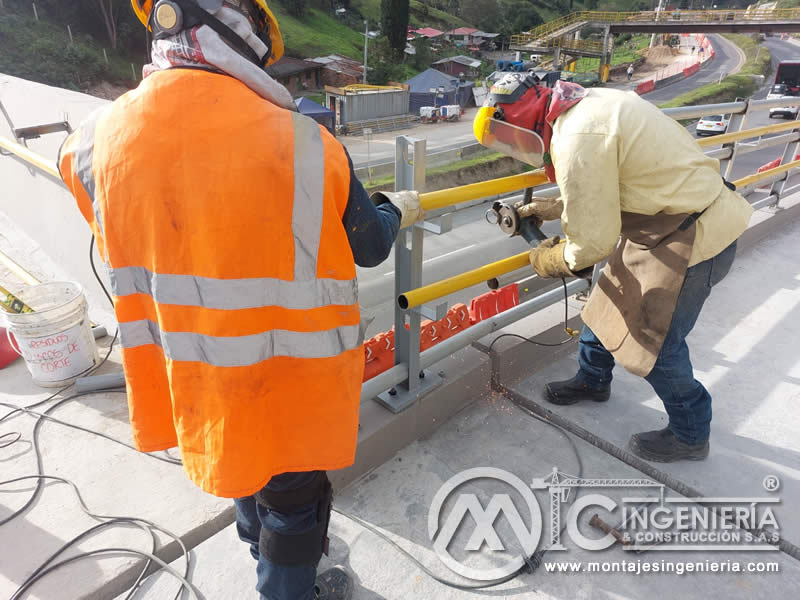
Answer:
[
  {"xmin": 72, "ymin": 107, "xmax": 110, "ymax": 237},
  {"xmin": 109, "ymin": 266, "xmax": 357, "ymax": 310},
  {"xmin": 119, "ymin": 319, "xmax": 360, "ymax": 366},
  {"xmin": 107, "ymin": 112, "xmax": 358, "ymax": 362}
]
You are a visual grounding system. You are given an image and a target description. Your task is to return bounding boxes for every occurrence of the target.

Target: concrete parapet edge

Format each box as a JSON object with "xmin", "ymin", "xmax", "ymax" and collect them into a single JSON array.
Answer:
[{"xmin": 331, "ymin": 345, "xmax": 491, "ymax": 490}]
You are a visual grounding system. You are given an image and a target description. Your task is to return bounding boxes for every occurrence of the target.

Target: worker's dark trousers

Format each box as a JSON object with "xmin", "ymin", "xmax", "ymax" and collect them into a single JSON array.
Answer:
[
  {"xmin": 576, "ymin": 241, "xmax": 737, "ymax": 444},
  {"xmin": 234, "ymin": 471, "xmax": 323, "ymax": 600}
]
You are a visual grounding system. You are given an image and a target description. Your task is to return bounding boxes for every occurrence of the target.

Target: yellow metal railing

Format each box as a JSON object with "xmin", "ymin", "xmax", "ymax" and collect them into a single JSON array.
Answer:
[
  {"xmin": 0, "ymin": 135, "xmax": 60, "ymax": 179},
  {"xmin": 420, "ymin": 171, "xmax": 549, "ymax": 212},
  {"xmin": 399, "ymin": 251, "xmax": 530, "ymax": 310},
  {"xmin": 697, "ymin": 119, "xmax": 800, "ymax": 148},
  {"xmin": 734, "ymin": 158, "xmax": 800, "ymax": 188},
  {"xmin": 534, "ymin": 38, "xmax": 607, "ymax": 53},
  {"xmin": 511, "ymin": 8, "xmax": 800, "ymax": 47}
]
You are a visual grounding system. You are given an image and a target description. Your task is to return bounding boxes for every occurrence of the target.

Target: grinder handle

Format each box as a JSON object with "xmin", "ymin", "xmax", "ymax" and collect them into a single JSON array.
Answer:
[{"xmin": 519, "ymin": 217, "xmax": 548, "ymax": 245}]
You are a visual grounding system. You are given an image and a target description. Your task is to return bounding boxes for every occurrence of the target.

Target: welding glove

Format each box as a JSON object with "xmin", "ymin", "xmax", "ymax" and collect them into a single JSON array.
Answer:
[
  {"xmin": 529, "ymin": 236, "xmax": 576, "ymax": 279},
  {"xmin": 526, "ymin": 198, "xmax": 564, "ymax": 229},
  {"xmin": 370, "ymin": 190, "xmax": 424, "ymax": 229}
]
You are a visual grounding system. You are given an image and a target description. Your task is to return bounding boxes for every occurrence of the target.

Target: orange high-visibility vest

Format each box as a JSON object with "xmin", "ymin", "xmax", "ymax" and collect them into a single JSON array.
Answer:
[{"xmin": 59, "ymin": 69, "xmax": 364, "ymax": 498}]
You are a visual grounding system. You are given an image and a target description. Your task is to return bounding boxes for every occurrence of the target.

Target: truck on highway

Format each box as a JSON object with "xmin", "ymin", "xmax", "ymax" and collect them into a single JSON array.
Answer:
[
  {"xmin": 769, "ymin": 61, "xmax": 800, "ymax": 119},
  {"xmin": 773, "ymin": 60, "xmax": 800, "ymax": 94}
]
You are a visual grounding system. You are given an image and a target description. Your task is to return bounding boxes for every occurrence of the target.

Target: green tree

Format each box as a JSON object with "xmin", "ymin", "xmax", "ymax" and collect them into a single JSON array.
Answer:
[
  {"xmin": 381, "ymin": 0, "xmax": 410, "ymax": 60},
  {"xmin": 277, "ymin": 0, "xmax": 307, "ymax": 17},
  {"xmin": 460, "ymin": 0, "xmax": 499, "ymax": 27},
  {"xmin": 411, "ymin": 36, "xmax": 433, "ymax": 71},
  {"xmin": 368, "ymin": 36, "xmax": 406, "ymax": 84},
  {"xmin": 92, "ymin": 0, "xmax": 121, "ymax": 49}
]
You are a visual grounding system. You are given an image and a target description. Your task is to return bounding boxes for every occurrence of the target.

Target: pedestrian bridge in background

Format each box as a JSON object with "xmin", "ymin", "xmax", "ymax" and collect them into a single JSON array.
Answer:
[{"xmin": 511, "ymin": 8, "xmax": 800, "ymax": 52}]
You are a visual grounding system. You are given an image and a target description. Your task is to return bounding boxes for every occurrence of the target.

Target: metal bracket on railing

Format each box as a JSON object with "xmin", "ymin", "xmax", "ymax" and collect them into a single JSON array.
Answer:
[
  {"xmin": 416, "ymin": 302, "xmax": 449, "ymax": 322},
  {"xmin": 375, "ymin": 135, "xmax": 442, "ymax": 414},
  {"xmin": 417, "ymin": 213, "xmax": 453, "ymax": 235}
]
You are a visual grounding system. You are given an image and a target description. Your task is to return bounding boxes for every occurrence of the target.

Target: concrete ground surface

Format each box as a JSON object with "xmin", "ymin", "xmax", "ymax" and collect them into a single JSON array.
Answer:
[{"xmin": 128, "ymin": 205, "xmax": 800, "ymax": 599}]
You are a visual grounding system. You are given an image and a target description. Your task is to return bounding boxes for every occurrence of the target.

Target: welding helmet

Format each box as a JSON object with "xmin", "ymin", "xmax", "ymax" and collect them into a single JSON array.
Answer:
[
  {"xmin": 130, "ymin": 0, "xmax": 284, "ymax": 67},
  {"xmin": 473, "ymin": 72, "xmax": 547, "ymax": 167}
]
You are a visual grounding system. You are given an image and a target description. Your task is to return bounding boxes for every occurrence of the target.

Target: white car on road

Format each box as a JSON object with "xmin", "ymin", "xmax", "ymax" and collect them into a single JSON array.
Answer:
[
  {"xmin": 696, "ymin": 114, "xmax": 730, "ymax": 136},
  {"xmin": 767, "ymin": 84, "xmax": 800, "ymax": 119}
]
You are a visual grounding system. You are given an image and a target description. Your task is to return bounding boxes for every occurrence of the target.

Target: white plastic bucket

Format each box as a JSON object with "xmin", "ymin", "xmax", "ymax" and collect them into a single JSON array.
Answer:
[{"xmin": 3, "ymin": 281, "xmax": 99, "ymax": 388}]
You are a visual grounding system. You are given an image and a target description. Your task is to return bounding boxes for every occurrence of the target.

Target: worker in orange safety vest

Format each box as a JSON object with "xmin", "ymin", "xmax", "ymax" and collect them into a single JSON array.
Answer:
[{"xmin": 58, "ymin": 1, "xmax": 422, "ymax": 598}]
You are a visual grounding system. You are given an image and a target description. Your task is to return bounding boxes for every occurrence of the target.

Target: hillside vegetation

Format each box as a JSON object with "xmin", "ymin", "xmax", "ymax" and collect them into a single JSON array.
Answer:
[
  {"xmin": 0, "ymin": 0, "xmax": 751, "ymax": 91},
  {"xmin": 0, "ymin": 15, "xmax": 141, "ymax": 92}
]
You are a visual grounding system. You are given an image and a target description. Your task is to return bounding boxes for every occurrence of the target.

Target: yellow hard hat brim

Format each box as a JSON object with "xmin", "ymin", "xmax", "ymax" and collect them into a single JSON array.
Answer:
[
  {"xmin": 131, "ymin": 0, "xmax": 151, "ymax": 27},
  {"xmin": 129, "ymin": 0, "xmax": 284, "ymax": 65},
  {"xmin": 474, "ymin": 108, "xmax": 545, "ymax": 167},
  {"xmin": 473, "ymin": 105, "xmax": 495, "ymax": 145},
  {"xmin": 256, "ymin": 1, "xmax": 284, "ymax": 65}
]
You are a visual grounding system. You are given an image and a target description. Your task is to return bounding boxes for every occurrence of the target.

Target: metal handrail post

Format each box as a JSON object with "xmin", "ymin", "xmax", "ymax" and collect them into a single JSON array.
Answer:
[
  {"xmin": 376, "ymin": 136, "xmax": 442, "ymax": 413},
  {"xmin": 722, "ymin": 99, "xmax": 750, "ymax": 180},
  {"xmin": 767, "ymin": 112, "xmax": 800, "ymax": 208}
]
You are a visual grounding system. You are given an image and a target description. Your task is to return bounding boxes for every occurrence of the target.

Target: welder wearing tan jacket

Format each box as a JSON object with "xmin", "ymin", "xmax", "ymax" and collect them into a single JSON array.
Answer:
[{"xmin": 474, "ymin": 74, "xmax": 752, "ymax": 463}]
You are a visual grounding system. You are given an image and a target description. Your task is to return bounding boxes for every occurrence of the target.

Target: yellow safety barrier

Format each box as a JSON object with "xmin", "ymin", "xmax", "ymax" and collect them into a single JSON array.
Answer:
[
  {"xmin": 697, "ymin": 120, "xmax": 800, "ymax": 148},
  {"xmin": 0, "ymin": 135, "xmax": 60, "ymax": 179},
  {"xmin": 343, "ymin": 84, "xmax": 406, "ymax": 93},
  {"xmin": 419, "ymin": 171, "xmax": 550, "ymax": 212},
  {"xmin": 732, "ymin": 158, "xmax": 800, "ymax": 188},
  {"xmin": 398, "ymin": 251, "xmax": 531, "ymax": 310}
]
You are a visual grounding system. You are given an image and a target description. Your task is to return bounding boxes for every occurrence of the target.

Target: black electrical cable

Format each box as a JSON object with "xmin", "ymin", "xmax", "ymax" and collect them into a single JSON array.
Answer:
[
  {"xmin": 0, "ymin": 392, "xmax": 193, "ymax": 599},
  {"xmin": 488, "ymin": 278, "xmax": 578, "ymax": 353},
  {"xmin": 0, "ymin": 234, "xmax": 195, "ymax": 599},
  {"xmin": 333, "ymin": 395, "xmax": 585, "ymax": 592},
  {"xmin": 0, "ymin": 431, "xmax": 21, "ymax": 448},
  {"xmin": 89, "ymin": 235, "xmax": 114, "ymax": 306},
  {"xmin": 0, "ymin": 399, "xmax": 181, "ymax": 466},
  {"xmin": 1, "ymin": 232, "xmax": 587, "ymax": 596}
]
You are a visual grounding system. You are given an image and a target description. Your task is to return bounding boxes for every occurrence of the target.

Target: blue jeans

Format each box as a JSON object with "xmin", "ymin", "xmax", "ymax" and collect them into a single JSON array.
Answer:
[
  {"xmin": 234, "ymin": 471, "xmax": 324, "ymax": 600},
  {"xmin": 576, "ymin": 242, "xmax": 737, "ymax": 444}
]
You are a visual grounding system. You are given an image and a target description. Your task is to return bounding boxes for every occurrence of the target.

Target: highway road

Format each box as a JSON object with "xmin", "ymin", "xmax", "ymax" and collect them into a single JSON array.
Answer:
[{"xmin": 358, "ymin": 35, "xmax": 800, "ymax": 339}]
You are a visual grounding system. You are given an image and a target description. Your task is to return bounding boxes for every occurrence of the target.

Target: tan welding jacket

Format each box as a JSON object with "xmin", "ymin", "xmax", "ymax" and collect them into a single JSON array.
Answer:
[{"xmin": 550, "ymin": 88, "xmax": 753, "ymax": 375}]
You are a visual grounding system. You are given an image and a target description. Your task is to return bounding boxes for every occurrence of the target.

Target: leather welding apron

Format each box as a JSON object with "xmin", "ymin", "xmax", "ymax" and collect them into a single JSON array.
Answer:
[{"xmin": 581, "ymin": 211, "xmax": 698, "ymax": 377}]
